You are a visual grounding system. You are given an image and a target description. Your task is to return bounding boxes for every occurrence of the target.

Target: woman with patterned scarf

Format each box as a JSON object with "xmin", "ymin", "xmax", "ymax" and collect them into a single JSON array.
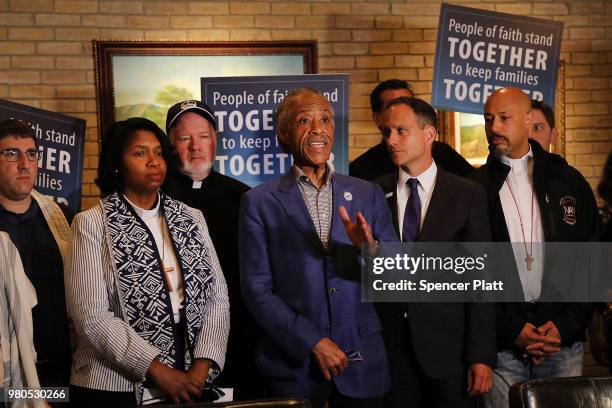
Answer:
[{"xmin": 66, "ymin": 118, "xmax": 229, "ymax": 406}]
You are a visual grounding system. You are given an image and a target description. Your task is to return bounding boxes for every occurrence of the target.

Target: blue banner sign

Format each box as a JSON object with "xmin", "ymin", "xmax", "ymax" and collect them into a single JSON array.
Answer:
[
  {"xmin": 0, "ymin": 99, "xmax": 86, "ymax": 211},
  {"xmin": 202, "ymin": 74, "xmax": 349, "ymax": 187},
  {"xmin": 432, "ymin": 4, "xmax": 563, "ymax": 114}
]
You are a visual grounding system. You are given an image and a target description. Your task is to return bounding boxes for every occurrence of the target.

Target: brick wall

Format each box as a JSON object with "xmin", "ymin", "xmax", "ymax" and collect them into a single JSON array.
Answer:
[{"xmin": 0, "ymin": 0, "xmax": 610, "ymax": 209}]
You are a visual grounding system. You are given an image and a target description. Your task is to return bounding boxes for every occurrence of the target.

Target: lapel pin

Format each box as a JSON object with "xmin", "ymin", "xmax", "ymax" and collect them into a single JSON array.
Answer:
[
  {"xmin": 343, "ymin": 191, "xmax": 353, "ymax": 201},
  {"xmin": 385, "ymin": 192, "xmax": 394, "ymax": 198}
]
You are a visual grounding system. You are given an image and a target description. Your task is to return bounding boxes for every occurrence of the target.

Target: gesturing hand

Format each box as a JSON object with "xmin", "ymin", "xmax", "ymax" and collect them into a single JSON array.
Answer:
[
  {"xmin": 338, "ymin": 206, "xmax": 376, "ymax": 249},
  {"xmin": 313, "ymin": 338, "xmax": 348, "ymax": 381},
  {"xmin": 147, "ymin": 359, "xmax": 202, "ymax": 404}
]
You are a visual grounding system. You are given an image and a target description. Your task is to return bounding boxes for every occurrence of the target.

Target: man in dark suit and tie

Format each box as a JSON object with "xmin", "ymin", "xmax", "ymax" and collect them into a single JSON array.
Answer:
[
  {"xmin": 374, "ymin": 96, "xmax": 496, "ymax": 408},
  {"xmin": 240, "ymin": 87, "xmax": 398, "ymax": 407}
]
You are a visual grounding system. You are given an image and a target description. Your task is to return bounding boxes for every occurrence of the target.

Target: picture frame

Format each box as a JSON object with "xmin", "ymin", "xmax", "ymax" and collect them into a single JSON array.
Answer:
[
  {"xmin": 438, "ymin": 61, "xmax": 565, "ymax": 165},
  {"xmin": 94, "ymin": 40, "xmax": 318, "ymax": 139}
]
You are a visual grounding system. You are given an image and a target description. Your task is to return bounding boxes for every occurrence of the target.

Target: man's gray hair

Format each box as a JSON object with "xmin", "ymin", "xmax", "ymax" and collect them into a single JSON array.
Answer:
[{"xmin": 274, "ymin": 87, "xmax": 334, "ymax": 132}]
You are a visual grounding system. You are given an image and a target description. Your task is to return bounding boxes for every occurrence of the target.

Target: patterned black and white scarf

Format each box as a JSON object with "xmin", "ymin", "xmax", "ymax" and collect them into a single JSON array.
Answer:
[{"xmin": 101, "ymin": 191, "xmax": 213, "ymax": 369}]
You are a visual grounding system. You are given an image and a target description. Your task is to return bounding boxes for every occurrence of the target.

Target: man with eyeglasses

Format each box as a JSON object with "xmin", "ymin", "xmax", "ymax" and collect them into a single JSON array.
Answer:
[{"xmin": 0, "ymin": 118, "xmax": 73, "ymax": 397}]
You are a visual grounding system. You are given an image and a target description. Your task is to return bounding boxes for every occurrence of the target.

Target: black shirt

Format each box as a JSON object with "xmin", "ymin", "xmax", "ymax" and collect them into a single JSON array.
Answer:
[
  {"xmin": 171, "ymin": 171, "xmax": 265, "ymax": 398},
  {"xmin": 172, "ymin": 171, "xmax": 249, "ymax": 293},
  {"xmin": 0, "ymin": 199, "xmax": 73, "ymax": 386}
]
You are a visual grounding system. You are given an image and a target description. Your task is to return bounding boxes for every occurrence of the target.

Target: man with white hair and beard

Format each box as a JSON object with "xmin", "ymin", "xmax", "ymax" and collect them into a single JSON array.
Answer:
[
  {"xmin": 470, "ymin": 87, "xmax": 598, "ymax": 408},
  {"xmin": 165, "ymin": 100, "xmax": 259, "ymax": 399}
]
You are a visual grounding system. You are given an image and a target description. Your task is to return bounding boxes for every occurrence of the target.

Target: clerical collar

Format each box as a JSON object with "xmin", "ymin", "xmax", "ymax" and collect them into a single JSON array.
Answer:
[
  {"xmin": 182, "ymin": 171, "xmax": 213, "ymax": 190},
  {"xmin": 123, "ymin": 192, "xmax": 161, "ymax": 219},
  {"xmin": 500, "ymin": 145, "xmax": 533, "ymax": 175}
]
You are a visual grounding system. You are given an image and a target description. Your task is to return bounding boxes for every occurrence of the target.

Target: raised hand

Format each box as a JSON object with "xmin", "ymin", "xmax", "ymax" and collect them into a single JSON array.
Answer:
[{"xmin": 338, "ymin": 205, "xmax": 376, "ymax": 248}]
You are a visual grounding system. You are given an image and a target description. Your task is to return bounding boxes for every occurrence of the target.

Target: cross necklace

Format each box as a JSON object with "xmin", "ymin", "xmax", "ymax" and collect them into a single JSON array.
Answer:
[
  {"xmin": 505, "ymin": 177, "xmax": 535, "ymax": 271},
  {"xmin": 160, "ymin": 217, "xmax": 174, "ymax": 291}
]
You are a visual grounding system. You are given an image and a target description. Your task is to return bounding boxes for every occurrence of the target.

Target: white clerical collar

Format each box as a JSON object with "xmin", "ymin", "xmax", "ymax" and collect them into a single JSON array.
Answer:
[
  {"xmin": 398, "ymin": 160, "xmax": 437, "ymax": 195},
  {"xmin": 500, "ymin": 145, "xmax": 533, "ymax": 176},
  {"xmin": 123, "ymin": 192, "xmax": 161, "ymax": 219}
]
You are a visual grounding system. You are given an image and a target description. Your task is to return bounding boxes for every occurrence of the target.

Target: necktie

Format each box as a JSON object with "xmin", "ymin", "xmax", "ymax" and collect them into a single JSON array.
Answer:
[{"xmin": 402, "ymin": 178, "xmax": 421, "ymax": 242}]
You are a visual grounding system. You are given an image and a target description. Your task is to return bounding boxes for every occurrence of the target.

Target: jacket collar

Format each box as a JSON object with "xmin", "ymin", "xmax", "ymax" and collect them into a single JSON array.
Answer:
[
  {"xmin": 484, "ymin": 139, "xmax": 552, "ymax": 242},
  {"xmin": 274, "ymin": 172, "xmax": 355, "ymax": 254},
  {"xmin": 486, "ymin": 139, "xmax": 548, "ymax": 192}
]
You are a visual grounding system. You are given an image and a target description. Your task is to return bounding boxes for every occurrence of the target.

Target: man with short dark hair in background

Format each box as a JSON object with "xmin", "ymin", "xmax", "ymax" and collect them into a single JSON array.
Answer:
[
  {"xmin": 375, "ymin": 97, "xmax": 496, "ymax": 408},
  {"xmin": 165, "ymin": 101, "xmax": 259, "ymax": 399},
  {"xmin": 470, "ymin": 88, "xmax": 598, "ymax": 408},
  {"xmin": 0, "ymin": 118, "xmax": 73, "ymax": 394},
  {"xmin": 349, "ymin": 79, "xmax": 474, "ymax": 181},
  {"xmin": 529, "ymin": 100, "xmax": 558, "ymax": 152}
]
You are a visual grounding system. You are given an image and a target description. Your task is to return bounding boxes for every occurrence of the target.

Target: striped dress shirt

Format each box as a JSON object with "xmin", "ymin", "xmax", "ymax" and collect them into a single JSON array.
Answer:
[{"xmin": 292, "ymin": 165, "xmax": 334, "ymax": 248}]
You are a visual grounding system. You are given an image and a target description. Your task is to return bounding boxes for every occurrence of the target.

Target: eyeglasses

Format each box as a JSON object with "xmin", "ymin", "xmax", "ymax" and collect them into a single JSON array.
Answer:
[{"xmin": 0, "ymin": 148, "xmax": 40, "ymax": 162}]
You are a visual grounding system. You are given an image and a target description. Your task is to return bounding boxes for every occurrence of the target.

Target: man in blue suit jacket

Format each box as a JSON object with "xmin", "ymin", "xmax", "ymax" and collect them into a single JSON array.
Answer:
[{"xmin": 240, "ymin": 87, "xmax": 397, "ymax": 408}]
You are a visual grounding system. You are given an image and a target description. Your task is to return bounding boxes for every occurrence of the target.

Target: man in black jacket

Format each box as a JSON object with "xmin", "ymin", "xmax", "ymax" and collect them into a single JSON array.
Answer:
[
  {"xmin": 470, "ymin": 88, "xmax": 598, "ymax": 408},
  {"xmin": 166, "ymin": 100, "xmax": 261, "ymax": 399},
  {"xmin": 349, "ymin": 79, "xmax": 474, "ymax": 181},
  {"xmin": 375, "ymin": 97, "xmax": 496, "ymax": 408}
]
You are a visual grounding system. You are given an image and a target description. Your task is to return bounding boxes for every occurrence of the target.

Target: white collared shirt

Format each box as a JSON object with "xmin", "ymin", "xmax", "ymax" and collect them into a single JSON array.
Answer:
[
  {"xmin": 123, "ymin": 193, "xmax": 184, "ymax": 323},
  {"xmin": 499, "ymin": 147, "xmax": 545, "ymax": 301},
  {"xmin": 396, "ymin": 160, "xmax": 437, "ymax": 241}
]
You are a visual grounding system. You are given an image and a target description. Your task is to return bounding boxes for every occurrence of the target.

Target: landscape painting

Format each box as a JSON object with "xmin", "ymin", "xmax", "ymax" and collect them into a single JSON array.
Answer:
[
  {"xmin": 94, "ymin": 41, "xmax": 317, "ymax": 138},
  {"xmin": 113, "ymin": 55, "xmax": 305, "ymax": 130},
  {"xmin": 458, "ymin": 112, "xmax": 487, "ymax": 165}
]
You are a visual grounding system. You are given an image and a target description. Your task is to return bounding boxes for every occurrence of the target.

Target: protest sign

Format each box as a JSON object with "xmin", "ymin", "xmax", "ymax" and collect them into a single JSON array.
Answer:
[
  {"xmin": 432, "ymin": 4, "xmax": 563, "ymax": 114},
  {"xmin": 202, "ymin": 74, "xmax": 348, "ymax": 186},
  {"xmin": 0, "ymin": 99, "xmax": 86, "ymax": 211}
]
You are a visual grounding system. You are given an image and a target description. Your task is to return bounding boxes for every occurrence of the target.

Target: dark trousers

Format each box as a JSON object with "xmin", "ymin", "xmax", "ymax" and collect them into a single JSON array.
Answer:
[
  {"xmin": 308, "ymin": 381, "xmax": 384, "ymax": 408},
  {"xmin": 385, "ymin": 319, "xmax": 478, "ymax": 408},
  {"xmin": 265, "ymin": 379, "xmax": 383, "ymax": 408},
  {"xmin": 69, "ymin": 385, "xmax": 136, "ymax": 408},
  {"xmin": 215, "ymin": 314, "xmax": 264, "ymax": 400}
]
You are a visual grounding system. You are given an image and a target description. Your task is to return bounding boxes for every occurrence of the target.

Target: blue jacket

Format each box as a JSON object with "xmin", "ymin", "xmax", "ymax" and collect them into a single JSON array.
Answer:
[{"xmin": 239, "ymin": 172, "xmax": 397, "ymax": 398}]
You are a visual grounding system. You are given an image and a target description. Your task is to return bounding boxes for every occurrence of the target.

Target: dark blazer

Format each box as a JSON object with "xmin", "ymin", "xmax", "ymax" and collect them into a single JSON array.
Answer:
[
  {"xmin": 469, "ymin": 140, "xmax": 598, "ymax": 350},
  {"xmin": 350, "ymin": 141, "xmax": 474, "ymax": 181},
  {"xmin": 240, "ymin": 172, "xmax": 398, "ymax": 399},
  {"xmin": 375, "ymin": 166, "xmax": 497, "ymax": 378}
]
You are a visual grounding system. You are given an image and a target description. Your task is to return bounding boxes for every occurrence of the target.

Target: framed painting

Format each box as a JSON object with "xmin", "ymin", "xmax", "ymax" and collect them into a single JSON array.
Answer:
[
  {"xmin": 438, "ymin": 61, "xmax": 565, "ymax": 165},
  {"xmin": 94, "ymin": 40, "xmax": 318, "ymax": 139}
]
